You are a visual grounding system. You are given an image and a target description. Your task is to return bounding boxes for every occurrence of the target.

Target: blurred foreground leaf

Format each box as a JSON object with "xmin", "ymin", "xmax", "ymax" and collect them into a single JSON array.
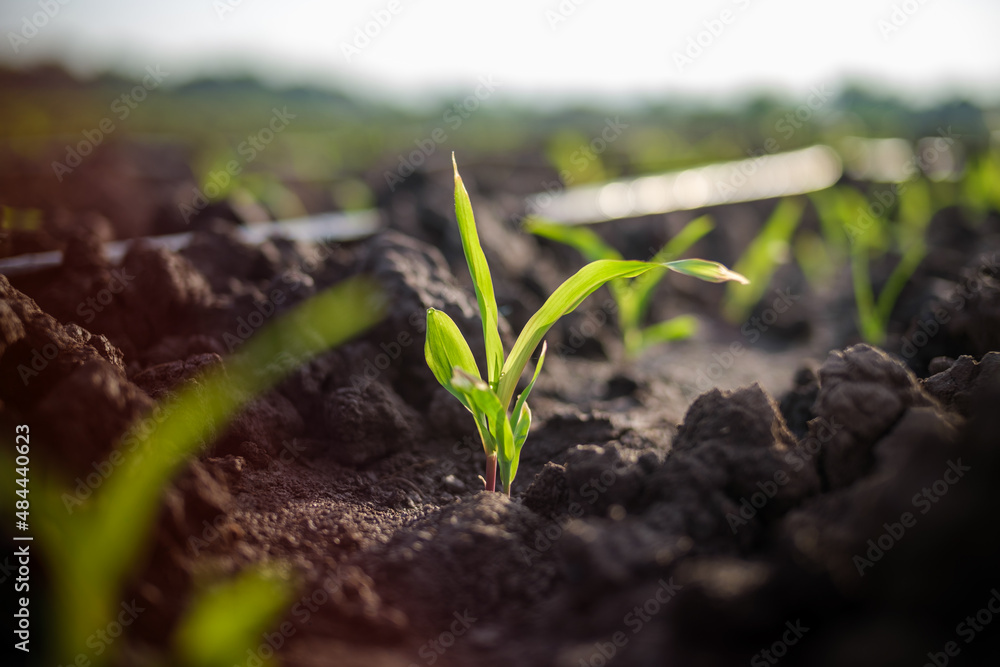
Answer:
[
  {"xmin": 175, "ymin": 567, "xmax": 295, "ymax": 667},
  {"xmin": 723, "ymin": 198, "xmax": 805, "ymax": 323},
  {"xmin": 30, "ymin": 275, "xmax": 386, "ymax": 665}
]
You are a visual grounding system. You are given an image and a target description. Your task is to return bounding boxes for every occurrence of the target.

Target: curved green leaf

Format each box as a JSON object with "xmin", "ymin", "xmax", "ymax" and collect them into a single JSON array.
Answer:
[
  {"xmin": 451, "ymin": 367, "xmax": 501, "ymax": 414},
  {"xmin": 722, "ymin": 197, "xmax": 803, "ymax": 322},
  {"xmin": 527, "ymin": 217, "xmax": 634, "ymax": 326},
  {"xmin": 632, "ymin": 214, "xmax": 715, "ymax": 320},
  {"xmin": 511, "ymin": 341, "xmax": 546, "ymax": 435},
  {"xmin": 640, "ymin": 314, "xmax": 699, "ymax": 348},
  {"xmin": 513, "ymin": 401, "xmax": 531, "ymax": 451},
  {"xmin": 471, "ymin": 408, "xmax": 494, "ymax": 456},
  {"xmin": 498, "ymin": 258, "xmax": 747, "ymax": 408},
  {"xmin": 652, "ymin": 215, "xmax": 716, "ymax": 265},
  {"xmin": 493, "ymin": 404, "xmax": 516, "ymax": 494},
  {"xmin": 425, "ymin": 308, "xmax": 481, "ymax": 407},
  {"xmin": 497, "ymin": 259, "xmax": 654, "ymax": 408},
  {"xmin": 451, "ymin": 368, "xmax": 504, "ymax": 457},
  {"xmin": 669, "ymin": 258, "xmax": 751, "ymax": 285},
  {"xmin": 31, "ymin": 276, "xmax": 384, "ymax": 663},
  {"xmin": 525, "ymin": 217, "xmax": 622, "ymax": 262},
  {"xmin": 175, "ymin": 567, "xmax": 293, "ymax": 667}
]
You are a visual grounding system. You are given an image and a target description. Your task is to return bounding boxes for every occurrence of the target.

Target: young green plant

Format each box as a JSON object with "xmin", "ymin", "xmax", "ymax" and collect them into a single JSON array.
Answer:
[
  {"xmin": 811, "ymin": 183, "xmax": 930, "ymax": 344},
  {"xmin": 722, "ymin": 197, "xmax": 805, "ymax": 323},
  {"xmin": 525, "ymin": 214, "xmax": 715, "ymax": 356},
  {"xmin": 19, "ymin": 276, "xmax": 385, "ymax": 667},
  {"xmin": 425, "ymin": 155, "xmax": 748, "ymax": 495}
]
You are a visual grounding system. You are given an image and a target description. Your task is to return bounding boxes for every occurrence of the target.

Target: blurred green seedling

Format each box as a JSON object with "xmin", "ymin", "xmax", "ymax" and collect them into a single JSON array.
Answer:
[
  {"xmin": 425, "ymin": 155, "xmax": 748, "ymax": 495},
  {"xmin": 722, "ymin": 197, "xmax": 806, "ymax": 323},
  {"xmin": 525, "ymin": 214, "xmax": 715, "ymax": 356},
  {"xmin": 961, "ymin": 148, "xmax": 1000, "ymax": 217},
  {"xmin": 811, "ymin": 181, "xmax": 931, "ymax": 344},
  {"xmin": 20, "ymin": 275, "xmax": 385, "ymax": 667}
]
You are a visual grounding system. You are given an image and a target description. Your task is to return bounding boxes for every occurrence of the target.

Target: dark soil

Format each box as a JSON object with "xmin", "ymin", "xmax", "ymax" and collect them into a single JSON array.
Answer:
[{"xmin": 2, "ymin": 148, "xmax": 1000, "ymax": 666}]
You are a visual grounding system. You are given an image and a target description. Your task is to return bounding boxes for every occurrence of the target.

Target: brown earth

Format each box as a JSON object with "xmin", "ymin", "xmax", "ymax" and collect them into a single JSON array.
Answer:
[{"xmin": 2, "ymin": 151, "xmax": 1000, "ymax": 667}]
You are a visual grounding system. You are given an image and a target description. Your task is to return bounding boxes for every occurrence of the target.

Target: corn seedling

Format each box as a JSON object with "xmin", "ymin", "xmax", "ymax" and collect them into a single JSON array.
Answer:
[
  {"xmin": 858, "ymin": 179, "xmax": 931, "ymax": 343},
  {"xmin": 961, "ymin": 149, "xmax": 1000, "ymax": 218},
  {"xmin": 426, "ymin": 155, "xmax": 748, "ymax": 495},
  {"xmin": 812, "ymin": 182, "xmax": 931, "ymax": 344},
  {"xmin": 722, "ymin": 197, "xmax": 805, "ymax": 323},
  {"xmin": 525, "ymin": 214, "xmax": 715, "ymax": 356},
  {"xmin": 793, "ymin": 230, "xmax": 838, "ymax": 289}
]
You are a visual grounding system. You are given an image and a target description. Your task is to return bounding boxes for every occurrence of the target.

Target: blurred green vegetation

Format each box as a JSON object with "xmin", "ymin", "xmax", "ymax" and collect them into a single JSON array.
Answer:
[
  {"xmin": 811, "ymin": 180, "xmax": 933, "ymax": 345},
  {"xmin": 962, "ymin": 147, "xmax": 1000, "ymax": 216},
  {"xmin": 3, "ymin": 276, "xmax": 385, "ymax": 666},
  {"xmin": 175, "ymin": 567, "xmax": 294, "ymax": 667},
  {"xmin": 723, "ymin": 198, "xmax": 805, "ymax": 323},
  {"xmin": 1, "ymin": 65, "xmax": 995, "ymax": 198},
  {"xmin": 526, "ymin": 214, "xmax": 714, "ymax": 356}
]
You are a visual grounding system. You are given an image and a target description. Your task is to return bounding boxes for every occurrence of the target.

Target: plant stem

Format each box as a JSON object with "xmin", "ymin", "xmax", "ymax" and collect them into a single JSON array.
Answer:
[{"xmin": 485, "ymin": 453, "xmax": 497, "ymax": 492}]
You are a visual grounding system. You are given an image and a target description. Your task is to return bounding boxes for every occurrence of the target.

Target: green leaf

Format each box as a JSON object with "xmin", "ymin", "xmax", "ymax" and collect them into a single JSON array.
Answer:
[
  {"xmin": 851, "ymin": 247, "xmax": 883, "ymax": 344},
  {"xmin": 513, "ymin": 401, "xmax": 531, "ymax": 451},
  {"xmin": 452, "ymin": 367, "xmax": 502, "ymax": 415},
  {"xmin": 511, "ymin": 341, "xmax": 546, "ymax": 435},
  {"xmin": 493, "ymin": 404, "xmax": 517, "ymax": 493},
  {"xmin": 453, "ymin": 154, "xmax": 504, "ymax": 388},
  {"xmin": 814, "ymin": 185, "xmax": 887, "ymax": 252},
  {"xmin": 449, "ymin": 366, "xmax": 498, "ymax": 455},
  {"xmin": 94, "ymin": 275, "xmax": 384, "ymax": 599},
  {"xmin": 451, "ymin": 368, "xmax": 517, "ymax": 487},
  {"xmin": 876, "ymin": 239, "xmax": 926, "ymax": 326},
  {"xmin": 667, "ymin": 258, "xmax": 751, "ymax": 285},
  {"xmin": 498, "ymin": 257, "xmax": 747, "ymax": 408},
  {"xmin": 650, "ymin": 214, "xmax": 716, "ymax": 265},
  {"xmin": 809, "ymin": 188, "xmax": 850, "ymax": 255},
  {"xmin": 722, "ymin": 197, "xmax": 803, "ymax": 322},
  {"xmin": 175, "ymin": 568, "xmax": 293, "ymax": 667},
  {"xmin": 898, "ymin": 178, "xmax": 932, "ymax": 240},
  {"xmin": 526, "ymin": 217, "xmax": 635, "ymax": 336},
  {"xmin": 495, "ymin": 404, "xmax": 514, "ymax": 469},
  {"xmin": 32, "ymin": 276, "xmax": 384, "ymax": 663},
  {"xmin": 453, "ymin": 347, "xmax": 539, "ymax": 496},
  {"xmin": 524, "ymin": 215, "xmax": 717, "ymax": 360},
  {"xmin": 425, "ymin": 308, "xmax": 482, "ymax": 408},
  {"xmin": 629, "ymin": 214, "xmax": 715, "ymax": 330},
  {"xmin": 798, "ymin": 231, "xmax": 838, "ymax": 287},
  {"xmin": 471, "ymin": 407, "xmax": 495, "ymax": 456},
  {"xmin": 640, "ymin": 314, "xmax": 698, "ymax": 348},
  {"xmin": 497, "ymin": 259, "xmax": 659, "ymax": 408},
  {"xmin": 506, "ymin": 401, "xmax": 530, "ymax": 491},
  {"xmin": 524, "ymin": 217, "xmax": 623, "ymax": 262}
]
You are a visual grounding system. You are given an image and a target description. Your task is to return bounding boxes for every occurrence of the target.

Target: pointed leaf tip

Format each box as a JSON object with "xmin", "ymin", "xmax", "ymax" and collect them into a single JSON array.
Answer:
[
  {"xmin": 718, "ymin": 266, "xmax": 750, "ymax": 285},
  {"xmin": 451, "ymin": 153, "xmax": 504, "ymax": 387},
  {"xmin": 665, "ymin": 259, "xmax": 750, "ymax": 285}
]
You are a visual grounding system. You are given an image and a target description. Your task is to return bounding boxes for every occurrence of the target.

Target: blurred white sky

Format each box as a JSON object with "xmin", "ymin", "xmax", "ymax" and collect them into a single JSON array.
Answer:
[{"xmin": 2, "ymin": 0, "xmax": 998, "ymax": 104}]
